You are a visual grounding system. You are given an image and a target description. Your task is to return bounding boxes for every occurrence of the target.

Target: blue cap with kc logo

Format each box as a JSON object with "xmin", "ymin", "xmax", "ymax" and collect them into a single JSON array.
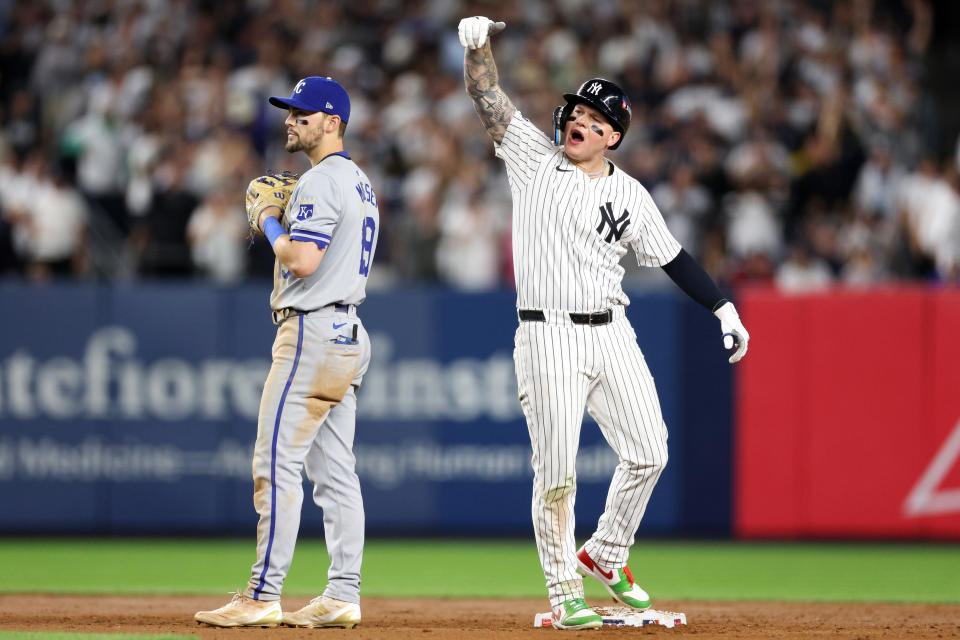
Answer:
[{"xmin": 268, "ymin": 76, "xmax": 351, "ymax": 123}]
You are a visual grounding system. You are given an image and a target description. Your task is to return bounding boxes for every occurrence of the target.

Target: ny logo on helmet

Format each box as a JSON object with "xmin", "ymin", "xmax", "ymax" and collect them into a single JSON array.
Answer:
[{"xmin": 587, "ymin": 82, "xmax": 603, "ymax": 95}]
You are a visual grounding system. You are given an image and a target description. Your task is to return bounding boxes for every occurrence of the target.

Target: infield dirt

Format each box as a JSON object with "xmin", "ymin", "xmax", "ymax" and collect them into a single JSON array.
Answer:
[{"xmin": 0, "ymin": 595, "xmax": 957, "ymax": 639}]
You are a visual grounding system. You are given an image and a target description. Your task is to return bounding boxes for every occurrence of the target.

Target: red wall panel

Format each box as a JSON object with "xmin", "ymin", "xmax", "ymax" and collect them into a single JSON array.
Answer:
[
  {"xmin": 735, "ymin": 288, "xmax": 804, "ymax": 537},
  {"xmin": 803, "ymin": 290, "xmax": 927, "ymax": 536},
  {"xmin": 921, "ymin": 292, "xmax": 960, "ymax": 538},
  {"xmin": 735, "ymin": 287, "xmax": 960, "ymax": 540}
]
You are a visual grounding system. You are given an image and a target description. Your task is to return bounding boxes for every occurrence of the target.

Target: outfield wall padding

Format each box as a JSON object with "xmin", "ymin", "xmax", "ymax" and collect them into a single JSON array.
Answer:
[
  {"xmin": 735, "ymin": 286, "xmax": 960, "ymax": 540},
  {"xmin": 0, "ymin": 280, "xmax": 732, "ymax": 536}
]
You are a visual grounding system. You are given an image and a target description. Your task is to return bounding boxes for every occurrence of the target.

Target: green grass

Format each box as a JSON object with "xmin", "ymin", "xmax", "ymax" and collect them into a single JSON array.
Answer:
[{"xmin": 1, "ymin": 538, "xmax": 958, "ymax": 603}]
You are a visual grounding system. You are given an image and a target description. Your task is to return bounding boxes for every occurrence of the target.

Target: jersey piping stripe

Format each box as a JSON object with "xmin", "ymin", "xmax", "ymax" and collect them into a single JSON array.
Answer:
[
  {"xmin": 254, "ymin": 314, "xmax": 304, "ymax": 600},
  {"xmin": 292, "ymin": 229, "xmax": 332, "ymax": 240},
  {"xmin": 289, "ymin": 234, "xmax": 330, "ymax": 248}
]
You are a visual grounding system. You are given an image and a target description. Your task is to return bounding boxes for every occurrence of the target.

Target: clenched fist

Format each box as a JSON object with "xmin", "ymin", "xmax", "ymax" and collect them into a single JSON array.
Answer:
[{"xmin": 714, "ymin": 301, "xmax": 750, "ymax": 364}]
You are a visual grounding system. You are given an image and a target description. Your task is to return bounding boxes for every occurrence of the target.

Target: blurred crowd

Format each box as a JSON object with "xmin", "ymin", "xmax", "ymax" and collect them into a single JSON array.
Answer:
[{"xmin": 0, "ymin": 0, "xmax": 957, "ymax": 291}]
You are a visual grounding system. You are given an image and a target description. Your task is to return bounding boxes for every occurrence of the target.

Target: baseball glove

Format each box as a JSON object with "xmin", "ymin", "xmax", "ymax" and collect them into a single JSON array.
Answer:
[{"xmin": 245, "ymin": 171, "xmax": 299, "ymax": 236}]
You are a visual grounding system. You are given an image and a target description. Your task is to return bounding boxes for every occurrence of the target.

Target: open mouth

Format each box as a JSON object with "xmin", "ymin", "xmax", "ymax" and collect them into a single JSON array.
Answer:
[{"xmin": 569, "ymin": 129, "xmax": 584, "ymax": 143}]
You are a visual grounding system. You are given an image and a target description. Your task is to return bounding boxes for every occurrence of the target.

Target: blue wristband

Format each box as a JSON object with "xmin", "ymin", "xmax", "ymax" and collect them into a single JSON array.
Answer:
[{"xmin": 262, "ymin": 216, "xmax": 286, "ymax": 247}]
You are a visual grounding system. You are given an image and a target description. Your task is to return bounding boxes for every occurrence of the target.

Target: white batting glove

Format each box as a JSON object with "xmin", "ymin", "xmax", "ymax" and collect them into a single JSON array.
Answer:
[
  {"xmin": 714, "ymin": 301, "xmax": 749, "ymax": 364},
  {"xmin": 458, "ymin": 16, "xmax": 506, "ymax": 49}
]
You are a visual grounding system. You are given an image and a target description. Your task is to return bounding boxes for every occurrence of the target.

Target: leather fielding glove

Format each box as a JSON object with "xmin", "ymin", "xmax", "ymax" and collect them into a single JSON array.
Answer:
[
  {"xmin": 245, "ymin": 171, "xmax": 299, "ymax": 236},
  {"xmin": 714, "ymin": 301, "xmax": 750, "ymax": 364},
  {"xmin": 458, "ymin": 16, "xmax": 506, "ymax": 49}
]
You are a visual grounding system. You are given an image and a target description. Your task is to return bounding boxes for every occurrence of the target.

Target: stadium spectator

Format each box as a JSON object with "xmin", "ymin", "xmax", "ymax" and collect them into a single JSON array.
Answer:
[
  {"xmin": 436, "ymin": 186, "xmax": 509, "ymax": 290},
  {"xmin": 0, "ymin": 150, "xmax": 88, "ymax": 280},
  {"xmin": 129, "ymin": 146, "xmax": 198, "ymax": 277},
  {"xmin": 0, "ymin": 0, "xmax": 947, "ymax": 292},
  {"xmin": 187, "ymin": 182, "xmax": 248, "ymax": 284},
  {"xmin": 61, "ymin": 86, "xmax": 130, "ymax": 234},
  {"xmin": 652, "ymin": 161, "xmax": 713, "ymax": 258},
  {"xmin": 775, "ymin": 242, "xmax": 833, "ymax": 293}
]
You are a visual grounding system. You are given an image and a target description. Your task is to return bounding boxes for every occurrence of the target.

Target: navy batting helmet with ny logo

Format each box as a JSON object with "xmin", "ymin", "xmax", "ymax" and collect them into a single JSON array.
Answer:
[{"xmin": 553, "ymin": 78, "xmax": 632, "ymax": 149}]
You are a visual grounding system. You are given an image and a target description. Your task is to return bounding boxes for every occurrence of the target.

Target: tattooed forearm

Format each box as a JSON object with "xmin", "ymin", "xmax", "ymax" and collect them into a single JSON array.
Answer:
[{"xmin": 464, "ymin": 43, "xmax": 516, "ymax": 144}]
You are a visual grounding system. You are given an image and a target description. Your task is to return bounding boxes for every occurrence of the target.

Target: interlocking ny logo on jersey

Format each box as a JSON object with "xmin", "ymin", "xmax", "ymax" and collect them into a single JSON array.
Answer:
[{"xmin": 596, "ymin": 202, "xmax": 630, "ymax": 242}]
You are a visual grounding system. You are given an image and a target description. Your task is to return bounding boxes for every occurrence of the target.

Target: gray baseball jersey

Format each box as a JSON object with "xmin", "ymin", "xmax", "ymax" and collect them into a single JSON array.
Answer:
[
  {"xmin": 248, "ymin": 150, "xmax": 379, "ymax": 607},
  {"xmin": 270, "ymin": 153, "xmax": 379, "ymax": 311},
  {"xmin": 496, "ymin": 112, "xmax": 679, "ymax": 608}
]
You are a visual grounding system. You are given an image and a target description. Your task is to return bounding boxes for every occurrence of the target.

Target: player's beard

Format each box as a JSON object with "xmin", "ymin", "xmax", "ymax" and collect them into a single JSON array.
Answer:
[
  {"xmin": 285, "ymin": 126, "xmax": 324, "ymax": 153},
  {"xmin": 285, "ymin": 134, "xmax": 307, "ymax": 153}
]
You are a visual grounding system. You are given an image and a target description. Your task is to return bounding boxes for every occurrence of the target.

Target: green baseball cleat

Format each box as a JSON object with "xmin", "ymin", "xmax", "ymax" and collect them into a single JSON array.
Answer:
[
  {"xmin": 551, "ymin": 597, "xmax": 603, "ymax": 630},
  {"xmin": 576, "ymin": 546, "xmax": 652, "ymax": 610}
]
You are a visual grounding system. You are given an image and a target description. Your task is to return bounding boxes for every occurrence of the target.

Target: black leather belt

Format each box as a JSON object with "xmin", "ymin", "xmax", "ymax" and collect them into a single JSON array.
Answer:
[
  {"xmin": 518, "ymin": 309, "xmax": 545, "ymax": 322},
  {"xmin": 518, "ymin": 309, "xmax": 613, "ymax": 326},
  {"xmin": 569, "ymin": 309, "xmax": 613, "ymax": 325}
]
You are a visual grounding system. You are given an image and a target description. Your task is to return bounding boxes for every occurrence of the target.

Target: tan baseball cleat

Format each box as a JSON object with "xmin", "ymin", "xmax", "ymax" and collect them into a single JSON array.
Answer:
[
  {"xmin": 282, "ymin": 595, "xmax": 361, "ymax": 628},
  {"xmin": 194, "ymin": 591, "xmax": 282, "ymax": 627}
]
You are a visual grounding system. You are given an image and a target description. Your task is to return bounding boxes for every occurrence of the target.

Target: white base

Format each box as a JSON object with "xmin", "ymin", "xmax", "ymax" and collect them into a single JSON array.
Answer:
[{"xmin": 534, "ymin": 607, "xmax": 687, "ymax": 629}]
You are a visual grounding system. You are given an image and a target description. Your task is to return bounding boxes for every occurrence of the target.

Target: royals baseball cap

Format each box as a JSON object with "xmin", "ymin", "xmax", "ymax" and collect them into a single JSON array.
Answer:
[{"xmin": 268, "ymin": 76, "xmax": 350, "ymax": 123}]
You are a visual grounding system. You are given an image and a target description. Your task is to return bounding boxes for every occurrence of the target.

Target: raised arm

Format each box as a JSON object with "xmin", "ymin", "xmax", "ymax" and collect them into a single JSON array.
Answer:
[{"xmin": 459, "ymin": 16, "xmax": 516, "ymax": 144}]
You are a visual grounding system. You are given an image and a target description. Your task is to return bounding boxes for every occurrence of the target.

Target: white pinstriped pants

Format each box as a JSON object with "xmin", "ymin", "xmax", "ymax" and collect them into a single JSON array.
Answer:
[{"xmin": 513, "ymin": 310, "xmax": 668, "ymax": 607}]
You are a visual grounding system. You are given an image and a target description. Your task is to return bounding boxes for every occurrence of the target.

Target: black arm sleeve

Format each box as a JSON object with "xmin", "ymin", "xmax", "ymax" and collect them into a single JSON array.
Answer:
[{"xmin": 661, "ymin": 248, "xmax": 727, "ymax": 312}]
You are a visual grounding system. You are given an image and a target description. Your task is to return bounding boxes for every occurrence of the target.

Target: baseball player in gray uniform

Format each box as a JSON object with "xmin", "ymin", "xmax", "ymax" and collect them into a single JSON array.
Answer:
[
  {"xmin": 195, "ymin": 76, "xmax": 379, "ymax": 629},
  {"xmin": 459, "ymin": 17, "xmax": 749, "ymax": 630}
]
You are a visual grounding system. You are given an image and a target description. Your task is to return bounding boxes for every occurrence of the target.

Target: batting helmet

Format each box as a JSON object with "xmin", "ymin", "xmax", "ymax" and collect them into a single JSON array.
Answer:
[{"xmin": 554, "ymin": 78, "xmax": 631, "ymax": 150}]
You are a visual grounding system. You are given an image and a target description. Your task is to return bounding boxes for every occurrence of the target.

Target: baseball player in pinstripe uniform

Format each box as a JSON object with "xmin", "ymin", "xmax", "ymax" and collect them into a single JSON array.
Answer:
[
  {"xmin": 195, "ymin": 77, "xmax": 379, "ymax": 629},
  {"xmin": 459, "ymin": 17, "xmax": 749, "ymax": 630}
]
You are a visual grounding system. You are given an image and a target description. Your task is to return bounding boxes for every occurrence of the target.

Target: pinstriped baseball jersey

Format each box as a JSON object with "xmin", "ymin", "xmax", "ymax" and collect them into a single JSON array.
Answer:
[
  {"xmin": 270, "ymin": 152, "xmax": 379, "ymax": 311},
  {"xmin": 495, "ymin": 112, "xmax": 681, "ymax": 312},
  {"xmin": 494, "ymin": 111, "xmax": 676, "ymax": 610}
]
